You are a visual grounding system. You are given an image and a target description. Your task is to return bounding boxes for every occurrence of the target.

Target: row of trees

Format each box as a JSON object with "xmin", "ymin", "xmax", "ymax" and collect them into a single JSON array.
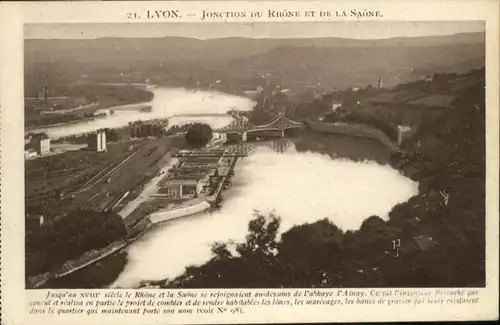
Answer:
[
  {"xmin": 166, "ymin": 123, "xmax": 199, "ymax": 135},
  {"xmin": 163, "ymin": 212, "xmax": 415, "ymax": 288},
  {"xmin": 157, "ymin": 70, "xmax": 485, "ymax": 288},
  {"xmin": 129, "ymin": 121, "xmax": 167, "ymax": 138},
  {"xmin": 53, "ymin": 123, "xmax": 156, "ymax": 144}
]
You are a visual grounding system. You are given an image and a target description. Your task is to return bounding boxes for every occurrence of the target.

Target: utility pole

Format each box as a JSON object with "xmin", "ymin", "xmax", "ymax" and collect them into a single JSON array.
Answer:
[{"xmin": 38, "ymin": 64, "xmax": 49, "ymax": 111}]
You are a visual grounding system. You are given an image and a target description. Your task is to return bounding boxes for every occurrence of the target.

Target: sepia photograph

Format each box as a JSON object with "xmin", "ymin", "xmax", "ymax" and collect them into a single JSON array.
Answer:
[{"xmin": 23, "ymin": 21, "xmax": 486, "ymax": 290}]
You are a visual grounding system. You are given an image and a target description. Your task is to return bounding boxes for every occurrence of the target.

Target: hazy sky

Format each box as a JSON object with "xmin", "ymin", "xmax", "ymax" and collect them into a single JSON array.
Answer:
[{"xmin": 25, "ymin": 21, "xmax": 485, "ymax": 40}]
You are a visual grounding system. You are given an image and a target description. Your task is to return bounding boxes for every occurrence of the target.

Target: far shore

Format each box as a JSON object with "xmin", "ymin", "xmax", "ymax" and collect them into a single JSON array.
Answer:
[{"xmin": 25, "ymin": 83, "xmax": 156, "ymax": 133}]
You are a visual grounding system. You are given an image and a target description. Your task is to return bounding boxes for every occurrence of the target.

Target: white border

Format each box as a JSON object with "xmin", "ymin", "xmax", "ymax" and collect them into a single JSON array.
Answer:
[{"xmin": 1, "ymin": 1, "xmax": 499, "ymax": 324}]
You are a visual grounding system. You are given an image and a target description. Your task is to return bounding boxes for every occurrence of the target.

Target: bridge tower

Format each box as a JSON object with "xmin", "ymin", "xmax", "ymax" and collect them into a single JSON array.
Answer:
[{"xmin": 278, "ymin": 112, "xmax": 286, "ymax": 137}]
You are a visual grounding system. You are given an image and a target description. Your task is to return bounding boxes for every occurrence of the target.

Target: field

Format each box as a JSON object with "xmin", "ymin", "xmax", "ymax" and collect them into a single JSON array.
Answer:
[{"xmin": 25, "ymin": 136, "xmax": 184, "ymax": 228}]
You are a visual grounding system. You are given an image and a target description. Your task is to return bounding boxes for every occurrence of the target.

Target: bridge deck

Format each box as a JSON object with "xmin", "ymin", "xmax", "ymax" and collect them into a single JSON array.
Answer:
[{"xmin": 216, "ymin": 115, "xmax": 304, "ymax": 133}]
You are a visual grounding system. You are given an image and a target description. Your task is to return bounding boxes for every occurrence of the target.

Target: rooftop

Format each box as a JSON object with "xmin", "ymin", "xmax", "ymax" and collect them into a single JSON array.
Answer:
[{"xmin": 161, "ymin": 179, "xmax": 200, "ymax": 186}]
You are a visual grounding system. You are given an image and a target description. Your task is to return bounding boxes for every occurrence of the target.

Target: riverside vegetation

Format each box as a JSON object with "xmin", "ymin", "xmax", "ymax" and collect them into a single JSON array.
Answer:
[
  {"xmin": 25, "ymin": 210, "xmax": 127, "ymax": 279},
  {"xmin": 26, "ymin": 68, "xmax": 484, "ymax": 289},
  {"xmin": 149, "ymin": 70, "xmax": 485, "ymax": 288},
  {"xmin": 25, "ymin": 85, "xmax": 153, "ymax": 128}
]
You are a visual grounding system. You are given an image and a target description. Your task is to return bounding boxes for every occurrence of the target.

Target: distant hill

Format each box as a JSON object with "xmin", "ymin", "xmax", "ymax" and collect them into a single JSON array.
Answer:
[
  {"xmin": 25, "ymin": 32, "xmax": 485, "ymax": 62},
  {"xmin": 24, "ymin": 32, "xmax": 485, "ymax": 93}
]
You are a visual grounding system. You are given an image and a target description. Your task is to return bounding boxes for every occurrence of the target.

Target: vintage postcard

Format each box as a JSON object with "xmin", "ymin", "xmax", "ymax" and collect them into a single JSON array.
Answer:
[{"xmin": 1, "ymin": 1, "xmax": 499, "ymax": 324}]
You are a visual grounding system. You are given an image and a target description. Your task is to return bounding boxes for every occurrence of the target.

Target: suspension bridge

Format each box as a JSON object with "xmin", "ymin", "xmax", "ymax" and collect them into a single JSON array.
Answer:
[{"xmin": 214, "ymin": 113, "xmax": 304, "ymax": 141}]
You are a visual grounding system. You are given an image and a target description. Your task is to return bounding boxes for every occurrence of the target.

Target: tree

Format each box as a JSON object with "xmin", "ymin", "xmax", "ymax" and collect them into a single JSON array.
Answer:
[
  {"xmin": 163, "ymin": 212, "xmax": 281, "ymax": 288},
  {"xmin": 25, "ymin": 210, "xmax": 127, "ymax": 277},
  {"xmin": 279, "ymin": 218, "xmax": 344, "ymax": 286},
  {"xmin": 236, "ymin": 211, "xmax": 281, "ymax": 260},
  {"xmin": 159, "ymin": 70, "xmax": 486, "ymax": 289},
  {"xmin": 104, "ymin": 128, "xmax": 120, "ymax": 142},
  {"xmin": 185, "ymin": 123, "xmax": 213, "ymax": 148}
]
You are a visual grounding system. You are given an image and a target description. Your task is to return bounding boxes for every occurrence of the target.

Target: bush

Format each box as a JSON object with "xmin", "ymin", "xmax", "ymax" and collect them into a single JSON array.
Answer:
[{"xmin": 185, "ymin": 123, "xmax": 213, "ymax": 148}]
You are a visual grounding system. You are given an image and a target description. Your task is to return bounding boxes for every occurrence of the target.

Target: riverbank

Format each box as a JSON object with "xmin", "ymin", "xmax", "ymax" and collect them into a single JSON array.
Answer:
[
  {"xmin": 25, "ymin": 123, "xmax": 396, "ymax": 289},
  {"xmin": 25, "ymin": 84, "xmax": 155, "ymax": 132},
  {"xmin": 146, "ymin": 72, "xmax": 486, "ymax": 289},
  {"xmin": 28, "ymin": 146, "xmax": 236, "ymax": 288},
  {"xmin": 147, "ymin": 154, "xmax": 239, "ymax": 224},
  {"xmin": 25, "ymin": 114, "xmax": 108, "ymax": 134},
  {"xmin": 305, "ymin": 120, "xmax": 401, "ymax": 152},
  {"xmin": 131, "ymin": 138, "xmax": 418, "ymax": 289},
  {"xmin": 29, "ymin": 199, "xmax": 211, "ymax": 289},
  {"xmin": 38, "ymin": 134, "xmax": 416, "ymax": 289},
  {"xmin": 28, "ymin": 240, "xmax": 127, "ymax": 289},
  {"xmin": 30, "ymin": 87, "xmax": 252, "ymax": 140},
  {"xmin": 28, "ymin": 227, "xmax": 151, "ymax": 289}
]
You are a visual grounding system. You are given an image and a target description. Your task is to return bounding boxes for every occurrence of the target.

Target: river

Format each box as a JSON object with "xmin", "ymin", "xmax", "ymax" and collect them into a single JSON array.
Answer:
[
  {"xmin": 36, "ymin": 87, "xmax": 255, "ymax": 139},
  {"xmin": 39, "ymin": 87, "xmax": 418, "ymax": 289},
  {"xmin": 110, "ymin": 137, "xmax": 417, "ymax": 288}
]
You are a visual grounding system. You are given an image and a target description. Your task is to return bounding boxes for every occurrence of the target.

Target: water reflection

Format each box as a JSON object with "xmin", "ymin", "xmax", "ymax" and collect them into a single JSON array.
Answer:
[
  {"xmin": 111, "ymin": 134, "xmax": 417, "ymax": 288},
  {"xmin": 265, "ymin": 138, "xmax": 294, "ymax": 154},
  {"xmin": 294, "ymin": 133, "xmax": 393, "ymax": 164},
  {"xmin": 44, "ymin": 132, "xmax": 414, "ymax": 289},
  {"xmin": 227, "ymin": 138, "xmax": 294, "ymax": 156},
  {"xmin": 236, "ymin": 132, "xmax": 392, "ymax": 163}
]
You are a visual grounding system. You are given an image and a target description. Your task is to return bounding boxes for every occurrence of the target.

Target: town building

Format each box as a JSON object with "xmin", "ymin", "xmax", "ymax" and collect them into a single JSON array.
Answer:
[
  {"xmin": 30, "ymin": 134, "xmax": 51, "ymax": 155},
  {"xmin": 160, "ymin": 179, "xmax": 201, "ymax": 199},
  {"xmin": 24, "ymin": 149, "xmax": 38, "ymax": 159},
  {"xmin": 158, "ymin": 166, "xmax": 209, "ymax": 200},
  {"xmin": 397, "ymin": 124, "xmax": 414, "ymax": 146},
  {"xmin": 87, "ymin": 130, "xmax": 107, "ymax": 152},
  {"xmin": 26, "ymin": 214, "xmax": 45, "ymax": 232},
  {"xmin": 377, "ymin": 77, "xmax": 383, "ymax": 89},
  {"xmin": 155, "ymin": 148, "xmax": 228, "ymax": 200},
  {"xmin": 211, "ymin": 132, "xmax": 227, "ymax": 146},
  {"xmin": 160, "ymin": 183, "xmax": 182, "ymax": 199}
]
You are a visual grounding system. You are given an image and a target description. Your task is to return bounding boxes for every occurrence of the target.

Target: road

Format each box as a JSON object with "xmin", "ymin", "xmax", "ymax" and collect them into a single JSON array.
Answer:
[{"xmin": 118, "ymin": 153, "xmax": 178, "ymax": 219}]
